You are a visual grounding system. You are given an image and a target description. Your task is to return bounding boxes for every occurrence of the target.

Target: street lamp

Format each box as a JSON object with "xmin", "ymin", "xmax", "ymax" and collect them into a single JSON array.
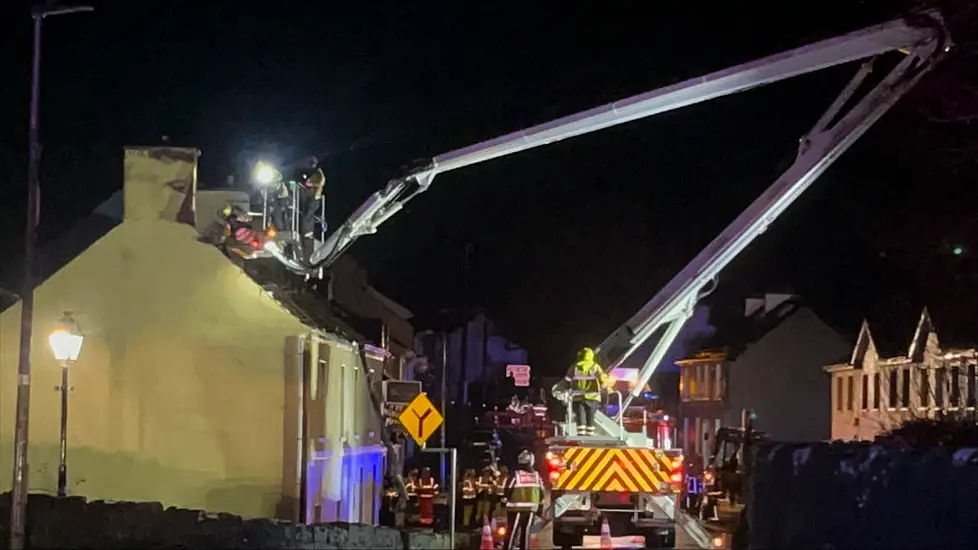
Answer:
[
  {"xmin": 9, "ymin": 5, "xmax": 93, "ymax": 550},
  {"xmin": 47, "ymin": 313, "xmax": 84, "ymax": 498}
]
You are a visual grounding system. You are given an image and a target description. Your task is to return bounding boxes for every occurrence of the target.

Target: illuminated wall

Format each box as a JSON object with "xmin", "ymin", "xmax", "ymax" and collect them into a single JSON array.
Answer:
[{"xmin": 0, "ymin": 147, "xmax": 383, "ymax": 520}]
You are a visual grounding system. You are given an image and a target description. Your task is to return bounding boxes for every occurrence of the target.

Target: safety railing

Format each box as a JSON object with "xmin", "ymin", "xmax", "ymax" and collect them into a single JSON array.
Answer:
[{"xmin": 559, "ymin": 389, "xmax": 625, "ymax": 438}]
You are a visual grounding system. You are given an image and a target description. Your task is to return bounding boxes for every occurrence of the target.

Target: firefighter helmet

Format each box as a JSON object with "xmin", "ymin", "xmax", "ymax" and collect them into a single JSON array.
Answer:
[
  {"xmin": 577, "ymin": 347, "xmax": 595, "ymax": 363},
  {"xmin": 518, "ymin": 450, "xmax": 535, "ymax": 468}
]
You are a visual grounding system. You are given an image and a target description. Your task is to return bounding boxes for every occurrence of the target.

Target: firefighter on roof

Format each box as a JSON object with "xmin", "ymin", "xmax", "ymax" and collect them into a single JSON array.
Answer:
[
  {"xmin": 565, "ymin": 347, "xmax": 611, "ymax": 436},
  {"xmin": 218, "ymin": 203, "xmax": 256, "ymax": 250},
  {"xmin": 504, "ymin": 450, "xmax": 545, "ymax": 550}
]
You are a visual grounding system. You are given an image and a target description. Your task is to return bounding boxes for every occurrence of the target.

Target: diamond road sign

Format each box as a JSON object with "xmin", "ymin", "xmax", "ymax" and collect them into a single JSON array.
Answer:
[{"xmin": 397, "ymin": 392, "xmax": 444, "ymax": 446}]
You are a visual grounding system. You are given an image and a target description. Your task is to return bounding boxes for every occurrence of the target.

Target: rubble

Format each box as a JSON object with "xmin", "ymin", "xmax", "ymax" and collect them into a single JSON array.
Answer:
[{"xmin": 0, "ymin": 492, "xmax": 441, "ymax": 549}]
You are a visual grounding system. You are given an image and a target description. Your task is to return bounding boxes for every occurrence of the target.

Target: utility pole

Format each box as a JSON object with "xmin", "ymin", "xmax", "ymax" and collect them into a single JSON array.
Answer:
[
  {"xmin": 439, "ymin": 331, "xmax": 448, "ymax": 484},
  {"xmin": 9, "ymin": 5, "xmax": 93, "ymax": 550}
]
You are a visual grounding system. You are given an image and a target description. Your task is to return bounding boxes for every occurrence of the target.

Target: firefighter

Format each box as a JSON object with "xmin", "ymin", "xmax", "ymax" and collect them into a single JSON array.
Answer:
[
  {"xmin": 290, "ymin": 156, "xmax": 326, "ymax": 253},
  {"xmin": 461, "ymin": 468, "xmax": 478, "ymax": 527},
  {"xmin": 417, "ymin": 467, "xmax": 438, "ymax": 526},
  {"xmin": 405, "ymin": 469, "xmax": 419, "ymax": 525},
  {"xmin": 476, "ymin": 466, "xmax": 493, "ymax": 523},
  {"xmin": 381, "ymin": 476, "xmax": 398, "ymax": 526},
  {"xmin": 565, "ymin": 347, "xmax": 610, "ymax": 436},
  {"xmin": 493, "ymin": 465, "xmax": 509, "ymax": 517},
  {"xmin": 218, "ymin": 204, "xmax": 256, "ymax": 250},
  {"xmin": 504, "ymin": 450, "xmax": 545, "ymax": 550}
]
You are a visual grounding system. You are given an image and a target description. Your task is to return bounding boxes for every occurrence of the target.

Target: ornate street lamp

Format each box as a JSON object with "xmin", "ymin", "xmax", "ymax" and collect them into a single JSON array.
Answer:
[{"xmin": 48, "ymin": 313, "xmax": 84, "ymax": 498}]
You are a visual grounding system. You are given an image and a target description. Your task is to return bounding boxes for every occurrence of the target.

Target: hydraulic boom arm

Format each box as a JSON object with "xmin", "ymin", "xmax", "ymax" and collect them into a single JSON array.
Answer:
[
  {"xmin": 595, "ymin": 18, "xmax": 947, "ymax": 417},
  {"xmin": 261, "ymin": 15, "xmax": 946, "ymax": 276}
]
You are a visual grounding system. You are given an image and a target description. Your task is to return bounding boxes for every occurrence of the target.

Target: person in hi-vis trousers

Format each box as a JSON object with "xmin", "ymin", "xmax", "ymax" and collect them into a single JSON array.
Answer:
[{"xmin": 504, "ymin": 450, "xmax": 545, "ymax": 550}]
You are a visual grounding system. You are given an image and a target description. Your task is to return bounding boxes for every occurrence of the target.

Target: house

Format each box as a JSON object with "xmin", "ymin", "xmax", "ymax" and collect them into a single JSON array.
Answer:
[
  {"xmin": 0, "ymin": 146, "xmax": 402, "ymax": 524},
  {"xmin": 824, "ymin": 307, "xmax": 978, "ymax": 441},
  {"xmin": 676, "ymin": 293, "xmax": 849, "ymax": 465}
]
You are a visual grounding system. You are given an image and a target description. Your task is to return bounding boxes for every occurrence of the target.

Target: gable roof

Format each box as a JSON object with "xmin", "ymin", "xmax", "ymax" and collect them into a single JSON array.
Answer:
[{"xmin": 850, "ymin": 305, "xmax": 977, "ymax": 366}]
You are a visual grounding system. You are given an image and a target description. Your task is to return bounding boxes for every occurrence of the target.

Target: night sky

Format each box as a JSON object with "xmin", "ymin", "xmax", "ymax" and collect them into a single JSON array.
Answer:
[{"xmin": 1, "ymin": 0, "xmax": 977, "ymax": 375}]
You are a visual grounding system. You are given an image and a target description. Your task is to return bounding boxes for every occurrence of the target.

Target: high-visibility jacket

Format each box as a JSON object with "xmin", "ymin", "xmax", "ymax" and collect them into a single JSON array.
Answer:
[
  {"xmin": 505, "ymin": 469, "xmax": 544, "ymax": 511},
  {"xmin": 462, "ymin": 478, "xmax": 477, "ymax": 500},
  {"xmin": 418, "ymin": 477, "xmax": 438, "ymax": 498},
  {"xmin": 493, "ymin": 474, "xmax": 507, "ymax": 497},
  {"xmin": 405, "ymin": 479, "xmax": 418, "ymax": 498},
  {"xmin": 566, "ymin": 359, "xmax": 608, "ymax": 401},
  {"xmin": 477, "ymin": 475, "xmax": 493, "ymax": 496}
]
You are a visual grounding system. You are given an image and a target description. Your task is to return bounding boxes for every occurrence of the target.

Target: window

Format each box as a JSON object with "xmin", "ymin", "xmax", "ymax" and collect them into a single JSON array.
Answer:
[
  {"xmin": 836, "ymin": 376, "xmax": 843, "ymax": 411},
  {"xmin": 951, "ymin": 367, "xmax": 961, "ymax": 407},
  {"xmin": 935, "ymin": 369, "xmax": 945, "ymax": 407},
  {"xmin": 920, "ymin": 368, "xmax": 930, "ymax": 408},
  {"xmin": 901, "ymin": 368, "xmax": 910, "ymax": 408},
  {"xmin": 969, "ymin": 364, "xmax": 976, "ymax": 407},
  {"xmin": 846, "ymin": 376, "xmax": 854, "ymax": 411},
  {"xmin": 715, "ymin": 363, "xmax": 723, "ymax": 400},
  {"xmin": 888, "ymin": 369, "xmax": 898, "ymax": 408},
  {"xmin": 704, "ymin": 364, "xmax": 714, "ymax": 400},
  {"xmin": 861, "ymin": 374, "xmax": 869, "ymax": 410},
  {"xmin": 873, "ymin": 373, "xmax": 881, "ymax": 409}
]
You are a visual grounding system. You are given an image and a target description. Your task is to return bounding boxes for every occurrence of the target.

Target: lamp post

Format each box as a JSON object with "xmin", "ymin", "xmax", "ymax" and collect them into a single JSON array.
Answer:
[
  {"xmin": 9, "ymin": 4, "xmax": 93, "ymax": 550},
  {"xmin": 47, "ymin": 313, "xmax": 84, "ymax": 498}
]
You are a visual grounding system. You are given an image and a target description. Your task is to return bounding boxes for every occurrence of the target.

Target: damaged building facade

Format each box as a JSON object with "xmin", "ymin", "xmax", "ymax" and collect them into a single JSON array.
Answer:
[
  {"xmin": 825, "ymin": 308, "xmax": 978, "ymax": 441},
  {"xmin": 0, "ymin": 146, "xmax": 408, "ymax": 524}
]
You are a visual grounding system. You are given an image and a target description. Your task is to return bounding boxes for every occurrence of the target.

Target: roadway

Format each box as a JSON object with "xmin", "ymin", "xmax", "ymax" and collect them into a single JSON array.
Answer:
[{"xmin": 535, "ymin": 495, "xmax": 714, "ymax": 549}]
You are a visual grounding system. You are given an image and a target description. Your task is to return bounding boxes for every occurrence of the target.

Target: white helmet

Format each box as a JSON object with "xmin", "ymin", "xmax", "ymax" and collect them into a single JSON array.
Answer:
[{"xmin": 518, "ymin": 450, "xmax": 535, "ymax": 468}]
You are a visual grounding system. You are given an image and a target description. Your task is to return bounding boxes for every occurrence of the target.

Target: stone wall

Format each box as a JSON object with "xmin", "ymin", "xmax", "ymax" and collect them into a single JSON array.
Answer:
[
  {"xmin": 0, "ymin": 493, "xmax": 450, "ymax": 549},
  {"xmin": 748, "ymin": 441, "xmax": 978, "ymax": 549}
]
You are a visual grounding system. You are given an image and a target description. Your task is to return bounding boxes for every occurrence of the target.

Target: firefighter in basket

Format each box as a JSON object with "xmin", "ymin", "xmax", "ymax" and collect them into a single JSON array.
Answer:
[{"xmin": 565, "ymin": 347, "xmax": 612, "ymax": 436}]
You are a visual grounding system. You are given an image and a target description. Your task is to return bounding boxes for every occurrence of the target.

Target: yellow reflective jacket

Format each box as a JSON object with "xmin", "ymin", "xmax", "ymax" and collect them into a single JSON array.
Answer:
[{"xmin": 566, "ymin": 359, "xmax": 608, "ymax": 401}]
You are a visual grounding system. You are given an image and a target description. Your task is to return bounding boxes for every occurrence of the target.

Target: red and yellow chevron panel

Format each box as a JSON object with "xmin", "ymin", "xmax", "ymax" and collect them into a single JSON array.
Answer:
[{"xmin": 553, "ymin": 447, "xmax": 676, "ymax": 493}]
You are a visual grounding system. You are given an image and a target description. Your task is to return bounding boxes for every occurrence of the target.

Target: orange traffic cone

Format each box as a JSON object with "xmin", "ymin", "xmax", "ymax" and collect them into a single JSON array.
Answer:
[
  {"xmin": 480, "ymin": 516, "xmax": 495, "ymax": 550},
  {"xmin": 529, "ymin": 532, "xmax": 540, "ymax": 548},
  {"xmin": 600, "ymin": 516, "xmax": 612, "ymax": 549}
]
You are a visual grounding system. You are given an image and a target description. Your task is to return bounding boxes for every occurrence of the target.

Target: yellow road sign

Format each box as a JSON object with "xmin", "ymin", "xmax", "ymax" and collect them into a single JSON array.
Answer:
[{"xmin": 398, "ymin": 393, "xmax": 444, "ymax": 446}]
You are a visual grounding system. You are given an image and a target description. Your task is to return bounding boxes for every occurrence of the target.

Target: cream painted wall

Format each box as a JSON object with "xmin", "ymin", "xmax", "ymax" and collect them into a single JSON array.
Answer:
[{"xmin": 0, "ymin": 218, "xmax": 309, "ymax": 518}]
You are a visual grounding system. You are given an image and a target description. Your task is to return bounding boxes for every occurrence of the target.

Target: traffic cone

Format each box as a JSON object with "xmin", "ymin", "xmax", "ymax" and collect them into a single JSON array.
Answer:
[
  {"xmin": 480, "ymin": 516, "xmax": 495, "ymax": 550},
  {"xmin": 599, "ymin": 516, "xmax": 612, "ymax": 549},
  {"xmin": 529, "ymin": 532, "xmax": 540, "ymax": 548}
]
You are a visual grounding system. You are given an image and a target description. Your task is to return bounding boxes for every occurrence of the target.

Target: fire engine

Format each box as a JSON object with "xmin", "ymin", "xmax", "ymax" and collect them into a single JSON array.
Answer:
[{"xmin": 223, "ymin": 11, "xmax": 947, "ymax": 547}]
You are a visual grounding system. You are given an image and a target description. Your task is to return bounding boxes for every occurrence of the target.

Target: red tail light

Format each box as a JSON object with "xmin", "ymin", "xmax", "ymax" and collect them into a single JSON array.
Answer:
[
  {"xmin": 546, "ymin": 450, "xmax": 564, "ymax": 483},
  {"xmin": 670, "ymin": 472, "xmax": 682, "ymax": 483}
]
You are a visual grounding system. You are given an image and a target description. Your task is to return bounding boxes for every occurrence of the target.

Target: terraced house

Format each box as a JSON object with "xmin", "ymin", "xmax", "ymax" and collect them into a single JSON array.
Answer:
[{"xmin": 825, "ymin": 308, "xmax": 978, "ymax": 441}]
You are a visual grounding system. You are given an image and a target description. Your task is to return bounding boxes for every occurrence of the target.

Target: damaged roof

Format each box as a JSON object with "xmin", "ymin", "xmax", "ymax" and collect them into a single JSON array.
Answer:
[
  {"xmin": 855, "ymin": 301, "xmax": 978, "ymax": 362},
  {"xmin": 0, "ymin": 190, "xmax": 371, "ymax": 344},
  {"xmin": 692, "ymin": 296, "xmax": 808, "ymax": 361}
]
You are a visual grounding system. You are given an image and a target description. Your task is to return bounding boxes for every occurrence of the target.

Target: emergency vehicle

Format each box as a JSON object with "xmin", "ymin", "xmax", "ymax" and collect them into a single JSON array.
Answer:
[{"xmin": 220, "ymin": 12, "xmax": 947, "ymax": 544}]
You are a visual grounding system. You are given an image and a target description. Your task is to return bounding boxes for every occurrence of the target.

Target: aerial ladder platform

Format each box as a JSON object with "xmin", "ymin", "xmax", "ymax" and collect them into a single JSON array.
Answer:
[
  {"xmin": 241, "ymin": 10, "xmax": 947, "ymax": 441},
  {"xmin": 227, "ymin": 13, "xmax": 950, "ymax": 546}
]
